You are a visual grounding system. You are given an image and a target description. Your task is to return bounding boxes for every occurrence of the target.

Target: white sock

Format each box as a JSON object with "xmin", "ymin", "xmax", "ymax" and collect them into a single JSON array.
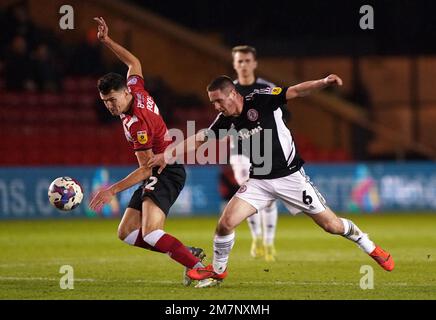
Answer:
[
  {"xmin": 340, "ymin": 218, "xmax": 376, "ymax": 254},
  {"xmin": 261, "ymin": 202, "xmax": 278, "ymax": 246},
  {"xmin": 143, "ymin": 229, "xmax": 165, "ymax": 246},
  {"xmin": 123, "ymin": 229, "xmax": 139, "ymax": 245},
  {"xmin": 247, "ymin": 213, "xmax": 262, "ymax": 241},
  {"xmin": 213, "ymin": 232, "xmax": 235, "ymax": 274}
]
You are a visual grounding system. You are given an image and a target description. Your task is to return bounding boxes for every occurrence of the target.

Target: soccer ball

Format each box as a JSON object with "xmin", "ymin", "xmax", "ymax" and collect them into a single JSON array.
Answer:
[{"xmin": 48, "ymin": 177, "xmax": 84, "ymax": 211}]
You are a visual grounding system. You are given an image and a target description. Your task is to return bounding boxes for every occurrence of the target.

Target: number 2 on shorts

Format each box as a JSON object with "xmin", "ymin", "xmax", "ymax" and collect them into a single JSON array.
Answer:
[{"xmin": 144, "ymin": 176, "xmax": 158, "ymax": 191}]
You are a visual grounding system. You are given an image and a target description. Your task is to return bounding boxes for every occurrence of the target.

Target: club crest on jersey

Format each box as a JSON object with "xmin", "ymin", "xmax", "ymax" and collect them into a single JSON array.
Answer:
[
  {"xmin": 137, "ymin": 130, "xmax": 148, "ymax": 144},
  {"xmin": 271, "ymin": 87, "xmax": 282, "ymax": 95},
  {"xmin": 247, "ymin": 109, "xmax": 259, "ymax": 121},
  {"xmin": 238, "ymin": 185, "xmax": 247, "ymax": 193}
]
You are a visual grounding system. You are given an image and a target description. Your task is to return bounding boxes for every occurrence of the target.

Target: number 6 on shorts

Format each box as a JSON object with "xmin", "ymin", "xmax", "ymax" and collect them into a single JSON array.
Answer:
[{"xmin": 302, "ymin": 190, "xmax": 313, "ymax": 205}]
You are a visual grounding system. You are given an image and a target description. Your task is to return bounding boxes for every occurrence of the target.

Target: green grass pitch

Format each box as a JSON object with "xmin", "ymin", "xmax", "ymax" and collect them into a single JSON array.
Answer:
[{"xmin": 1, "ymin": 213, "xmax": 435, "ymax": 300}]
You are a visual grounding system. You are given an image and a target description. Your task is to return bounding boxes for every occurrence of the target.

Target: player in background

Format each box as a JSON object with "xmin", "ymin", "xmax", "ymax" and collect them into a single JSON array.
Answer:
[
  {"xmin": 89, "ymin": 17, "xmax": 204, "ymax": 286},
  {"xmin": 231, "ymin": 45, "xmax": 280, "ymax": 262},
  {"xmin": 149, "ymin": 75, "xmax": 394, "ymax": 288}
]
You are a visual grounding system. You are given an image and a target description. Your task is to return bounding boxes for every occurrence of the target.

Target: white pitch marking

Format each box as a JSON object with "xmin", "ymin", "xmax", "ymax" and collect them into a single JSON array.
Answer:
[{"xmin": 0, "ymin": 276, "xmax": 429, "ymax": 287}]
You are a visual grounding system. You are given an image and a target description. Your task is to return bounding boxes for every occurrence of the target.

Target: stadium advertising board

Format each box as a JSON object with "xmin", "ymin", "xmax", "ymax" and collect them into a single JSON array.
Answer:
[{"xmin": 0, "ymin": 162, "xmax": 435, "ymax": 219}]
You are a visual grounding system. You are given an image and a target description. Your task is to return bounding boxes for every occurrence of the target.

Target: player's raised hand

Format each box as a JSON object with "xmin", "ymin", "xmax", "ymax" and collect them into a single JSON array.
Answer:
[
  {"xmin": 93, "ymin": 16, "xmax": 109, "ymax": 42},
  {"xmin": 323, "ymin": 74, "xmax": 343, "ymax": 86},
  {"xmin": 89, "ymin": 187, "xmax": 115, "ymax": 212}
]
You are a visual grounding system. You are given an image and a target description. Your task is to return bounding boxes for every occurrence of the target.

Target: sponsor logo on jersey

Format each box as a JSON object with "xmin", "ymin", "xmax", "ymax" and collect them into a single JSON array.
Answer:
[
  {"xmin": 127, "ymin": 77, "xmax": 138, "ymax": 85},
  {"xmin": 271, "ymin": 87, "xmax": 282, "ymax": 95},
  {"xmin": 247, "ymin": 108, "xmax": 259, "ymax": 121},
  {"xmin": 239, "ymin": 126, "xmax": 263, "ymax": 140},
  {"xmin": 238, "ymin": 185, "xmax": 247, "ymax": 193},
  {"xmin": 137, "ymin": 130, "xmax": 148, "ymax": 144}
]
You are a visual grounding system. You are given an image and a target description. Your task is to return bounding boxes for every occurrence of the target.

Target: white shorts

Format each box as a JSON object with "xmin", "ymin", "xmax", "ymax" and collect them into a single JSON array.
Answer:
[
  {"xmin": 234, "ymin": 168, "xmax": 327, "ymax": 215},
  {"xmin": 229, "ymin": 154, "xmax": 251, "ymax": 186}
]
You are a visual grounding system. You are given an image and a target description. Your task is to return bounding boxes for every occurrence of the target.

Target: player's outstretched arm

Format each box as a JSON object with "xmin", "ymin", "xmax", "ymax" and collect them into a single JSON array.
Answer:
[
  {"xmin": 89, "ymin": 164, "xmax": 151, "ymax": 211},
  {"xmin": 147, "ymin": 131, "xmax": 207, "ymax": 173},
  {"xmin": 93, "ymin": 17, "xmax": 142, "ymax": 78},
  {"xmin": 89, "ymin": 149, "xmax": 155, "ymax": 211},
  {"xmin": 286, "ymin": 74, "xmax": 343, "ymax": 100}
]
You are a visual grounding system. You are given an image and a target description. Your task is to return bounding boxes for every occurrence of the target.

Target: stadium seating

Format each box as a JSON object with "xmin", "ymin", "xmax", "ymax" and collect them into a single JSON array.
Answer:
[{"xmin": 0, "ymin": 75, "xmax": 349, "ymax": 165}]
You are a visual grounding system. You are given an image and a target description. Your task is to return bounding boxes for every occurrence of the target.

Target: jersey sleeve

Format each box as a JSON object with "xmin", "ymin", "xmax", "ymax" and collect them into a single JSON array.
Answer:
[
  {"xmin": 127, "ymin": 75, "xmax": 147, "ymax": 94},
  {"xmin": 204, "ymin": 113, "xmax": 232, "ymax": 140},
  {"xmin": 130, "ymin": 120, "xmax": 153, "ymax": 151},
  {"xmin": 251, "ymin": 86, "xmax": 288, "ymax": 110}
]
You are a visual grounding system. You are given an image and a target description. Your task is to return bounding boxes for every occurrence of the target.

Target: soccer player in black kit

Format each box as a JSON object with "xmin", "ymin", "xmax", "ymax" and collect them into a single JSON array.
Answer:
[{"xmin": 149, "ymin": 74, "xmax": 394, "ymax": 288}]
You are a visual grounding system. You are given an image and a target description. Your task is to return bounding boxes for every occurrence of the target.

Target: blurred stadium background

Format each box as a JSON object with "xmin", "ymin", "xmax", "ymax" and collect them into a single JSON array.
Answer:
[{"xmin": 0, "ymin": 0, "xmax": 435, "ymax": 300}]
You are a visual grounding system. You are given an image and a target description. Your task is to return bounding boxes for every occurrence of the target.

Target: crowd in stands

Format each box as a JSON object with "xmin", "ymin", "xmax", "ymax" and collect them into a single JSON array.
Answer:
[
  {"xmin": 0, "ymin": 1, "xmax": 203, "ymax": 126},
  {"xmin": 0, "ymin": 2, "xmax": 61, "ymax": 91}
]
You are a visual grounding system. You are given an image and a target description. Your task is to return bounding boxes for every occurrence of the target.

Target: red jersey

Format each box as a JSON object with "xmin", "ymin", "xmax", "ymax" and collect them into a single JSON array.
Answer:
[{"xmin": 120, "ymin": 75, "xmax": 171, "ymax": 154}]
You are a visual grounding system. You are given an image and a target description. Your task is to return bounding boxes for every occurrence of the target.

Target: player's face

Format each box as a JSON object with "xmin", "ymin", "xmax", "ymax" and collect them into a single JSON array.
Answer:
[
  {"xmin": 209, "ymin": 88, "xmax": 239, "ymax": 116},
  {"xmin": 100, "ymin": 89, "xmax": 130, "ymax": 116},
  {"xmin": 233, "ymin": 52, "xmax": 257, "ymax": 78}
]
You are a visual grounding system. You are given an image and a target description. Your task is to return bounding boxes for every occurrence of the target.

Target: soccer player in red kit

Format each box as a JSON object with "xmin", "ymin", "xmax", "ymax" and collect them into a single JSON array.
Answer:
[{"xmin": 89, "ymin": 17, "xmax": 204, "ymax": 286}]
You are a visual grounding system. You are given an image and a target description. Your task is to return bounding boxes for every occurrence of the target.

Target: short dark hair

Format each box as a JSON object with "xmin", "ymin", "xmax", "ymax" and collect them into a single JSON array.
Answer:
[
  {"xmin": 97, "ymin": 72, "xmax": 126, "ymax": 95},
  {"xmin": 231, "ymin": 45, "xmax": 257, "ymax": 59},
  {"xmin": 207, "ymin": 75, "xmax": 235, "ymax": 92}
]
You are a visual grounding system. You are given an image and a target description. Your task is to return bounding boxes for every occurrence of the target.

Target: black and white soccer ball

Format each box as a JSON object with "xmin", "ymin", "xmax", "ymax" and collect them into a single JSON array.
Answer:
[{"xmin": 48, "ymin": 177, "xmax": 83, "ymax": 211}]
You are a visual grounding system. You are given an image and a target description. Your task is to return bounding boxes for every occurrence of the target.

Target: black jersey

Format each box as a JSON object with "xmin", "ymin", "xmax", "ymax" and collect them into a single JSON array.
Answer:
[
  {"xmin": 206, "ymin": 87, "xmax": 304, "ymax": 180},
  {"xmin": 234, "ymin": 77, "xmax": 276, "ymax": 98},
  {"xmin": 232, "ymin": 78, "xmax": 291, "ymax": 156},
  {"xmin": 234, "ymin": 77, "xmax": 290, "ymax": 121}
]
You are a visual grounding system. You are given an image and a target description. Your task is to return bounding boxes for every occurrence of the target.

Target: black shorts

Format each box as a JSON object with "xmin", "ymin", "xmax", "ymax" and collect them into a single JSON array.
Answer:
[{"xmin": 127, "ymin": 164, "xmax": 186, "ymax": 215}]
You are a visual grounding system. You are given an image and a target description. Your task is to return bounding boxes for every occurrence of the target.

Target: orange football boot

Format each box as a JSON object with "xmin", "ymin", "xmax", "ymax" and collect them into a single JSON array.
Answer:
[
  {"xmin": 187, "ymin": 264, "xmax": 228, "ymax": 281},
  {"xmin": 369, "ymin": 245, "xmax": 395, "ymax": 271}
]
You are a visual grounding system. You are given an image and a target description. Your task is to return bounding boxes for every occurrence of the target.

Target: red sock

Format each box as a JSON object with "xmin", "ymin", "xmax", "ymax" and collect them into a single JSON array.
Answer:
[
  {"xmin": 153, "ymin": 233, "xmax": 200, "ymax": 268},
  {"xmin": 134, "ymin": 229, "xmax": 159, "ymax": 252}
]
